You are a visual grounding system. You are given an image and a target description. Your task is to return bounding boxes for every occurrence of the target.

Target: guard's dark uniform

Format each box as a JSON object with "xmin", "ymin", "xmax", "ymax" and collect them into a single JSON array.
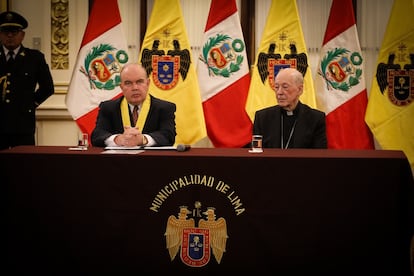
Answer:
[{"xmin": 0, "ymin": 11, "xmax": 54, "ymax": 149}]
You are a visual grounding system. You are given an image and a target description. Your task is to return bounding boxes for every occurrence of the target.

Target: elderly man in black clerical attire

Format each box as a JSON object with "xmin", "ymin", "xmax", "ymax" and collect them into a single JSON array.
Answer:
[{"xmin": 253, "ymin": 67, "xmax": 327, "ymax": 149}]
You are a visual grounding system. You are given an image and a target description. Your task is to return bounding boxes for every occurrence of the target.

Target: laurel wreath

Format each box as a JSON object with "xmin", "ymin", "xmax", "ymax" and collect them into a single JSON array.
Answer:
[
  {"xmin": 116, "ymin": 50, "xmax": 128, "ymax": 63},
  {"xmin": 80, "ymin": 44, "xmax": 120, "ymax": 90},
  {"xmin": 320, "ymin": 48, "xmax": 362, "ymax": 91},
  {"xmin": 200, "ymin": 34, "xmax": 244, "ymax": 77},
  {"xmin": 350, "ymin": 52, "xmax": 362, "ymax": 65}
]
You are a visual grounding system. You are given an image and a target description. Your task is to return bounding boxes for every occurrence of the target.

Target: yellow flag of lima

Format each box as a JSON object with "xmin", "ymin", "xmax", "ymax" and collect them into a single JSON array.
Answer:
[
  {"xmin": 139, "ymin": 0, "xmax": 207, "ymax": 145},
  {"xmin": 365, "ymin": 0, "xmax": 414, "ymax": 175},
  {"xmin": 245, "ymin": 0, "xmax": 316, "ymax": 121}
]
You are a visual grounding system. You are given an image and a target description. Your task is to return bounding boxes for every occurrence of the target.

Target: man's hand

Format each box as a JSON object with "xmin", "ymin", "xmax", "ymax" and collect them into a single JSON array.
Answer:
[{"xmin": 114, "ymin": 127, "xmax": 145, "ymax": 147}]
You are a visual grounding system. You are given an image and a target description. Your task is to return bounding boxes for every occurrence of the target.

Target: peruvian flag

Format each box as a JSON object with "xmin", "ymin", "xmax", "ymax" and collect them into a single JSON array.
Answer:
[
  {"xmin": 65, "ymin": 0, "xmax": 129, "ymax": 137},
  {"xmin": 197, "ymin": 0, "xmax": 252, "ymax": 148},
  {"xmin": 314, "ymin": 0, "xmax": 374, "ymax": 149}
]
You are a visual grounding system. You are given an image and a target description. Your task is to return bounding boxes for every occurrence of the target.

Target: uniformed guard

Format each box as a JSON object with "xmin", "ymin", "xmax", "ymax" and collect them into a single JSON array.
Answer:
[{"xmin": 0, "ymin": 11, "xmax": 54, "ymax": 149}]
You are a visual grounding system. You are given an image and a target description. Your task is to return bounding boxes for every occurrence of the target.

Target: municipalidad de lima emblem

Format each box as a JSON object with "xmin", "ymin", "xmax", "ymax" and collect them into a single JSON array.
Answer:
[{"xmin": 165, "ymin": 203, "xmax": 228, "ymax": 267}]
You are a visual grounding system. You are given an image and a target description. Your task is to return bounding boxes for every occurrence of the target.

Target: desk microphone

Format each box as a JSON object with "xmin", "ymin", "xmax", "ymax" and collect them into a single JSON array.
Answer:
[{"xmin": 177, "ymin": 144, "xmax": 191, "ymax": 152}]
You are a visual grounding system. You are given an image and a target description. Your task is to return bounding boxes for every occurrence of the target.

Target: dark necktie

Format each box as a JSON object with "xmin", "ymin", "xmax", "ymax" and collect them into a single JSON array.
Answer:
[
  {"xmin": 132, "ymin": 105, "xmax": 139, "ymax": 126},
  {"xmin": 7, "ymin": 51, "xmax": 14, "ymax": 65}
]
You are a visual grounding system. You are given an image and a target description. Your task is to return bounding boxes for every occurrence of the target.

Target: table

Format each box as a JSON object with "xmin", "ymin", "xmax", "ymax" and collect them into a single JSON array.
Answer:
[{"xmin": 2, "ymin": 146, "xmax": 413, "ymax": 275}]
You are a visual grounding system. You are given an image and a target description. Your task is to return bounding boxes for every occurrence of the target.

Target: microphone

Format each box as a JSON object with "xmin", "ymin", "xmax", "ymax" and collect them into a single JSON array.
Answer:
[{"xmin": 177, "ymin": 144, "xmax": 191, "ymax": 152}]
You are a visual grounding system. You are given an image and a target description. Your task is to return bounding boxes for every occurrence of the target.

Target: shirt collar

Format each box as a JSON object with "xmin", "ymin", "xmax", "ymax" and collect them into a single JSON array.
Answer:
[{"xmin": 3, "ymin": 45, "xmax": 21, "ymax": 56}]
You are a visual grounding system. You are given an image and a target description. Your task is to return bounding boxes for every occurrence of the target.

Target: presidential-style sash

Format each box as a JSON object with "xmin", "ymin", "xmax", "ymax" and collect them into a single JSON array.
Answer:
[{"xmin": 120, "ymin": 95, "xmax": 151, "ymax": 129}]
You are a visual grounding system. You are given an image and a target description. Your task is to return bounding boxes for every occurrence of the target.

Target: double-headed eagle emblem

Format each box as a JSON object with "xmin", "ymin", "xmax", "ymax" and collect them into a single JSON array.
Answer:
[
  {"xmin": 141, "ymin": 39, "xmax": 190, "ymax": 90},
  {"xmin": 375, "ymin": 52, "xmax": 414, "ymax": 106},
  {"xmin": 165, "ymin": 206, "xmax": 228, "ymax": 266},
  {"xmin": 257, "ymin": 43, "xmax": 308, "ymax": 84}
]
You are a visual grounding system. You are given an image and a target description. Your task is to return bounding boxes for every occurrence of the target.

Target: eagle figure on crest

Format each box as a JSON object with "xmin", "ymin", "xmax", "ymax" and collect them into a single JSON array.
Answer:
[
  {"xmin": 167, "ymin": 40, "xmax": 191, "ymax": 80},
  {"xmin": 257, "ymin": 43, "xmax": 281, "ymax": 83},
  {"xmin": 164, "ymin": 205, "xmax": 228, "ymax": 265},
  {"xmin": 376, "ymin": 53, "xmax": 401, "ymax": 93},
  {"xmin": 284, "ymin": 43, "xmax": 308, "ymax": 77},
  {"xmin": 141, "ymin": 40, "xmax": 165, "ymax": 76},
  {"xmin": 198, "ymin": 207, "xmax": 228, "ymax": 264},
  {"xmin": 404, "ymin": 53, "xmax": 414, "ymax": 70},
  {"xmin": 164, "ymin": 206, "xmax": 195, "ymax": 261}
]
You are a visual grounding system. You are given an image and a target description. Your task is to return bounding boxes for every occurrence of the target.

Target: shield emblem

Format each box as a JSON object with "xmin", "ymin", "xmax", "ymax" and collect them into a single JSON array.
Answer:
[
  {"xmin": 268, "ymin": 59, "xmax": 297, "ymax": 89},
  {"xmin": 210, "ymin": 47, "xmax": 227, "ymax": 68},
  {"xmin": 209, "ymin": 42, "xmax": 235, "ymax": 69},
  {"xmin": 91, "ymin": 59, "xmax": 112, "ymax": 82},
  {"xmin": 387, "ymin": 69, "xmax": 414, "ymax": 106},
  {"xmin": 328, "ymin": 61, "xmax": 346, "ymax": 82},
  {"xmin": 180, "ymin": 228, "xmax": 210, "ymax": 267},
  {"xmin": 152, "ymin": 55, "xmax": 180, "ymax": 90}
]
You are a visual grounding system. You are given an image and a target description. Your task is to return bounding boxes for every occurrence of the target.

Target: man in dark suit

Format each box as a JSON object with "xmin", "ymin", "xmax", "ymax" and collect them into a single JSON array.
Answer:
[
  {"xmin": 0, "ymin": 11, "xmax": 54, "ymax": 150},
  {"xmin": 253, "ymin": 67, "xmax": 327, "ymax": 149},
  {"xmin": 91, "ymin": 63, "xmax": 176, "ymax": 147}
]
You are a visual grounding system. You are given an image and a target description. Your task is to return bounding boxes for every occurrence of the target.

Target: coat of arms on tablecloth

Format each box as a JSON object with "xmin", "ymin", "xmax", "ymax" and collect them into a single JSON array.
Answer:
[{"xmin": 164, "ymin": 202, "xmax": 228, "ymax": 267}]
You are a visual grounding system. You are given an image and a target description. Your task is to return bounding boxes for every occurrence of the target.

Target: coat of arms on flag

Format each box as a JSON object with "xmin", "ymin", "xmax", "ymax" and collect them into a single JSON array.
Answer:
[
  {"xmin": 80, "ymin": 44, "xmax": 128, "ymax": 90},
  {"xmin": 198, "ymin": 33, "xmax": 245, "ymax": 78},
  {"xmin": 141, "ymin": 39, "xmax": 190, "ymax": 90},
  {"xmin": 257, "ymin": 42, "xmax": 308, "ymax": 89},
  {"xmin": 66, "ymin": 0, "xmax": 130, "ymax": 137},
  {"xmin": 318, "ymin": 47, "xmax": 363, "ymax": 92},
  {"xmin": 139, "ymin": 0, "xmax": 206, "ymax": 146},
  {"xmin": 376, "ymin": 51, "xmax": 414, "ymax": 106},
  {"xmin": 385, "ymin": 69, "xmax": 414, "ymax": 106}
]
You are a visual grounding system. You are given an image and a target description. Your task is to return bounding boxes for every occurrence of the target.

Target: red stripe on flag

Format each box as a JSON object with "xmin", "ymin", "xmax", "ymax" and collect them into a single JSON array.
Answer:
[
  {"xmin": 81, "ymin": 0, "xmax": 122, "ymax": 46},
  {"xmin": 199, "ymin": 0, "xmax": 252, "ymax": 147},
  {"xmin": 202, "ymin": 74, "xmax": 252, "ymax": 148},
  {"xmin": 326, "ymin": 92, "xmax": 374, "ymax": 149},
  {"xmin": 76, "ymin": 109, "xmax": 99, "ymax": 136},
  {"xmin": 323, "ymin": 0, "xmax": 355, "ymax": 44},
  {"xmin": 76, "ymin": 92, "xmax": 123, "ymax": 136},
  {"xmin": 204, "ymin": 0, "xmax": 237, "ymax": 31}
]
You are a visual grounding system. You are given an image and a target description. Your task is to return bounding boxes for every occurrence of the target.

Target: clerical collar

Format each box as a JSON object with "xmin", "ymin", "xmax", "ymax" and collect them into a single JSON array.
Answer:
[
  {"xmin": 282, "ymin": 108, "xmax": 295, "ymax": 116},
  {"xmin": 282, "ymin": 103, "xmax": 301, "ymax": 116}
]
